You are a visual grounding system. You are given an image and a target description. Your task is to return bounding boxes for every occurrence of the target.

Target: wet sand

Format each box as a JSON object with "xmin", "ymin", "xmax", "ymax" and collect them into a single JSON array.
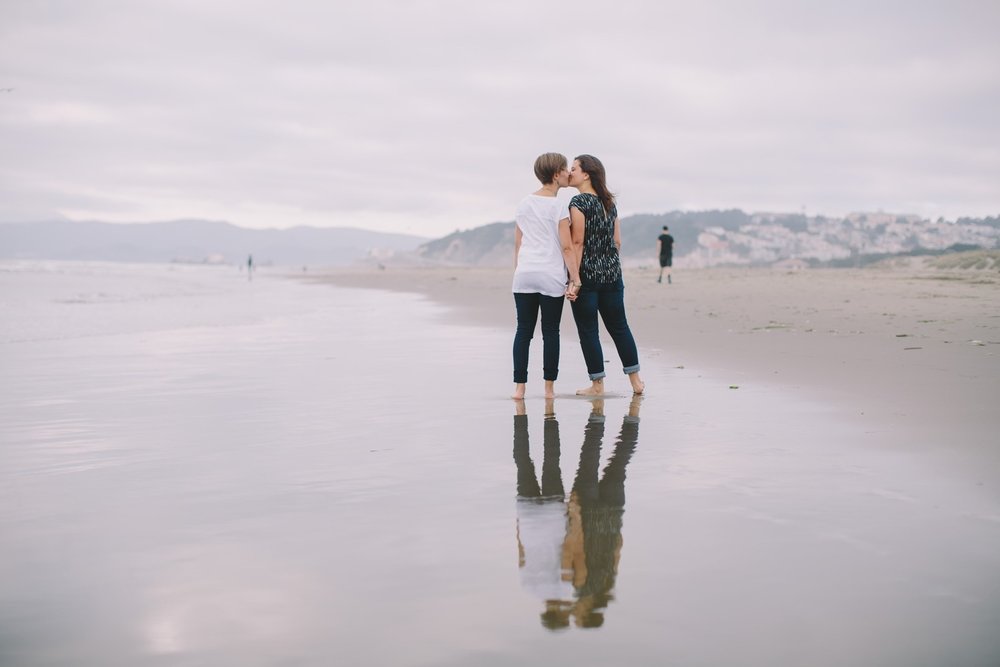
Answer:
[
  {"xmin": 302, "ymin": 262, "xmax": 1000, "ymax": 665},
  {"xmin": 307, "ymin": 264, "xmax": 1000, "ymax": 474},
  {"xmin": 3, "ymin": 261, "xmax": 1000, "ymax": 665}
]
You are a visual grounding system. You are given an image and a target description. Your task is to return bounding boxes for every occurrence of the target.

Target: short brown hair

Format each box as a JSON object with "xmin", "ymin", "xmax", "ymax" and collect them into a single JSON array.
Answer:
[{"xmin": 533, "ymin": 152, "xmax": 567, "ymax": 185}]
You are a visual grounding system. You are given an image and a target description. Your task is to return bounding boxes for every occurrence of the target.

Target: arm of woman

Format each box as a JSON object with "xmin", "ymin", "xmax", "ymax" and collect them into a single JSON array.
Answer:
[
  {"xmin": 568, "ymin": 207, "xmax": 587, "ymax": 299},
  {"xmin": 614, "ymin": 217, "xmax": 622, "ymax": 251},
  {"xmin": 513, "ymin": 224, "xmax": 522, "ymax": 270},
  {"xmin": 570, "ymin": 207, "xmax": 586, "ymax": 272},
  {"xmin": 558, "ymin": 217, "xmax": 581, "ymax": 287}
]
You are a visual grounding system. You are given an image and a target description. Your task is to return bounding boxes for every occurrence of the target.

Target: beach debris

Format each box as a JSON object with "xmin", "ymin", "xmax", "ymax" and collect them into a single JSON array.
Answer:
[
  {"xmin": 754, "ymin": 321, "xmax": 791, "ymax": 331},
  {"xmin": 903, "ymin": 347, "xmax": 923, "ymax": 351},
  {"xmin": 729, "ymin": 385, "xmax": 739, "ymax": 389},
  {"xmin": 675, "ymin": 365, "xmax": 685, "ymax": 369},
  {"xmin": 970, "ymin": 340, "xmax": 986, "ymax": 346},
  {"xmin": 895, "ymin": 333, "xmax": 910, "ymax": 337}
]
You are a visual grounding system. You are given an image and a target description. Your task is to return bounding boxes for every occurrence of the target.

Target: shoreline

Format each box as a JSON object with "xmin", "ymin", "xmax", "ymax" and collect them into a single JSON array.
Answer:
[{"xmin": 301, "ymin": 264, "xmax": 1000, "ymax": 477}]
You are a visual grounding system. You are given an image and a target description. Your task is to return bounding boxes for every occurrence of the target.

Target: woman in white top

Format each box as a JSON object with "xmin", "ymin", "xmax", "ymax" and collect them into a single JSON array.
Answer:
[{"xmin": 512, "ymin": 153, "xmax": 582, "ymax": 399}]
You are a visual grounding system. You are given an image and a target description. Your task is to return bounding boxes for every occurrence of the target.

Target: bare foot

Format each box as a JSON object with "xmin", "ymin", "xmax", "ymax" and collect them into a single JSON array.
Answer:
[
  {"xmin": 544, "ymin": 380, "xmax": 555, "ymax": 399},
  {"xmin": 544, "ymin": 397, "xmax": 555, "ymax": 417},
  {"xmin": 513, "ymin": 398, "xmax": 526, "ymax": 416},
  {"xmin": 629, "ymin": 373, "xmax": 645, "ymax": 395},
  {"xmin": 576, "ymin": 379, "xmax": 604, "ymax": 396},
  {"xmin": 512, "ymin": 383, "xmax": 526, "ymax": 400}
]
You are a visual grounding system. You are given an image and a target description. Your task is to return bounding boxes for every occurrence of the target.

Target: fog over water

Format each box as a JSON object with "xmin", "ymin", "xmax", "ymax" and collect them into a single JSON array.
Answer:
[{"xmin": 1, "ymin": 262, "xmax": 998, "ymax": 666}]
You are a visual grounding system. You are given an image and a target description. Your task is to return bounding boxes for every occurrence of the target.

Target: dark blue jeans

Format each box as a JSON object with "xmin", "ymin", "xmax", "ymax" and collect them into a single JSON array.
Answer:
[
  {"xmin": 513, "ymin": 292, "xmax": 565, "ymax": 383},
  {"xmin": 570, "ymin": 278, "xmax": 640, "ymax": 380}
]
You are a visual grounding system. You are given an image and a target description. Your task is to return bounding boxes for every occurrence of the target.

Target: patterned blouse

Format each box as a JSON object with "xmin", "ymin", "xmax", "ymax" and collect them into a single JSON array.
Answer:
[{"xmin": 570, "ymin": 193, "xmax": 621, "ymax": 284}]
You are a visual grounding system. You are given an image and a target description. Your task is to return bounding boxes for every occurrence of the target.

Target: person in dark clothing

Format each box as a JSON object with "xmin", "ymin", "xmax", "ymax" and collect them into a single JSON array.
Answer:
[
  {"xmin": 657, "ymin": 225, "xmax": 674, "ymax": 284},
  {"xmin": 566, "ymin": 154, "xmax": 645, "ymax": 396}
]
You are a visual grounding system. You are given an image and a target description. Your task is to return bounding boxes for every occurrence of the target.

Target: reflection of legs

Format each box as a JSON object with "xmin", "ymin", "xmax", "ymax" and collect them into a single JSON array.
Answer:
[
  {"xmin": 513, "ymin": 414, "xmax": 541, "ymax": 497},
  {"xmin": 572, "ymin": 405, "xmax": 605, "ymax": 505},
  {"xmin": 598, "ymin": 408, "xmax": 640, "ymax": 507},
  {"xmin": 572, "ymin": 402, "xmax": 624, "ymax": 617},
  {"xmin": 540, "ymin": 416, "xmax": 564, "ymax": 498},
  {"xmin": 512, "ymin": 293, "xmax": 540, "ymax": 397},
  {"xmin": 539, "ymin": 295, "xmax": 565, "ymax": 397}
]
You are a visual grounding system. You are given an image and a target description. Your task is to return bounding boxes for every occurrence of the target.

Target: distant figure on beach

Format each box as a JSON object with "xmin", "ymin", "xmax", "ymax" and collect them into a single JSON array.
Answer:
[
  {"xmin": 513, "ymin": 397, "xmax": 642, "ymax": 630},
  {"xmin": 657, "ymin": 225, "xmax": 674, "ymax": 284},
  {"xmin": 567, "ymin": 154, "xmax": 645, "ymax": 396},
  {"xmin": 247, "ymin": 254, "xmax": 254, "ymax": 281},
  {"xmin": 511, "ymin": 153, "xmax": 582, "ymax": 400}
]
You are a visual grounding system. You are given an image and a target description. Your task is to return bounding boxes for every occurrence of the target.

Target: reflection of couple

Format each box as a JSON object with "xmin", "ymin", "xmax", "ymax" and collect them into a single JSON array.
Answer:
[
  {"xmin": 513, "ymin": 397, "xmax": 641, "ymax": 630},
  {"xmin": 511, "ymin": 152, "xmax": 645, "ymax": 400}
]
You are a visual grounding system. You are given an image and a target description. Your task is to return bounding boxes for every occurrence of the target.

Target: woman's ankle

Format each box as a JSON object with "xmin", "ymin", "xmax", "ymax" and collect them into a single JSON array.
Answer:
[{"xmin": 576, "ymin": 378, "xmax": 604, "ymax": 396}]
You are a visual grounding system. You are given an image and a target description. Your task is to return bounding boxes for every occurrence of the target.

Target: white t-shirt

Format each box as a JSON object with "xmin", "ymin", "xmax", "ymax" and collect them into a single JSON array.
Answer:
[
  {"xmin": 512, "ymin": 194, "xmax": 570, "ymax": 297},
  {"xmin": 517, "ymin": 499, "xmax": 575, "ymax": 602}
]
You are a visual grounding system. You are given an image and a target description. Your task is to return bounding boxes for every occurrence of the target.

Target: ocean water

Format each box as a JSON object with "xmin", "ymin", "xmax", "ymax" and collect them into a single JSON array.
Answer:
[{"xmin": 1, "ymin": 261, "xmax": 998, "ymax": 667}]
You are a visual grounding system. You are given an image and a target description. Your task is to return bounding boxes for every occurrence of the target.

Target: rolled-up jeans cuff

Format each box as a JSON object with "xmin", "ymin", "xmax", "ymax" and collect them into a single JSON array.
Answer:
[
  {"xmin": 623, "ymin": 364, "xmax": 640, "ymax": 375},
  {"xmin": 588, "ymin": 371, "xmax": 606, "ymax": 381}
]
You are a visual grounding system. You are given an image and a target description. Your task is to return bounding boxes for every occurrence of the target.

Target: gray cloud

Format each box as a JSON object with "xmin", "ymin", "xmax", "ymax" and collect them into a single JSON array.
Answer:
[{"xmin": 1, "ymin": 0, "xmax": 998, "ymax": 235}]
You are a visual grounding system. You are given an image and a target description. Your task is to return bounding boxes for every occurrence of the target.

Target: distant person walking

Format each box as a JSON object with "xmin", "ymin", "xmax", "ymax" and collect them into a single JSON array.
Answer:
[
  {"xmin": 511, "ymin": 153, "xmax": 582, "ymax": 400},
  {"xmin": 247, "ymin": 254, "xmax": 254, "ymax": 281},
  {"xmin": 566, "ymin": 155, "xmax": 644, "ymax": 396},
  {"xmin": 657, "ymin": 226, "xmax": 674, "ymax": 284}
]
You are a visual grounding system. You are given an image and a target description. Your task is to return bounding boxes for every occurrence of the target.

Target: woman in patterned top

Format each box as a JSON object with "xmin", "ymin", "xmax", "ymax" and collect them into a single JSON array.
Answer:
[{"xmin": 566, "ymin": 155, "xmax": 645, "ymax": 396}]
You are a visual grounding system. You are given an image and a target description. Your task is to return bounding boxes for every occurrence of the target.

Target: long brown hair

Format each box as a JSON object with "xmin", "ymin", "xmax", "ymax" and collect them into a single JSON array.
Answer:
[{"xmin": 575, "ymin": 154, "xmax": 615, "ymax": 216}]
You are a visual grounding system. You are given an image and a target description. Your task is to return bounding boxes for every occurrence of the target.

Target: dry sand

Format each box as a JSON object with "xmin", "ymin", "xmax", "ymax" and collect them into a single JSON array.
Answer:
[{"xmin": 306, "ymin": 262, "xmax": 1000, "ymax": 476}]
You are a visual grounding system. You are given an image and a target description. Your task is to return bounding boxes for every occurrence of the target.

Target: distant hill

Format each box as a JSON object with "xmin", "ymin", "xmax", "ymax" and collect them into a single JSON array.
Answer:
[
  {"xmin": 0, "ymin": 219, "xmax": 428, "ymax": 266},
  {"xmin": 6, "ymin": 212, "xmax": 997, "ymax": 270},
  {"xmin": 414, "ymin": 211, "xmax": 1000, "ymax": 268},
  {"xmin": 415, "ymin": 221, "xmax": 516, "ymax": 265}
]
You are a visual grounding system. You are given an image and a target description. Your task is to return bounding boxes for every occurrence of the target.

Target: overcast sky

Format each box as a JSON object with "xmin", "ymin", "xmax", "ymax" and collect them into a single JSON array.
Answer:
[{"xmin": 1, "ymin": 0, "xmax": 998, "ymax": 236}]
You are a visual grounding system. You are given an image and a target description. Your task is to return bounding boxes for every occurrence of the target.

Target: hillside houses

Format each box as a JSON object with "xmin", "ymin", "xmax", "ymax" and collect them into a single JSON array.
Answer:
[{"xmin": 679, "ymin": 214, "xmax": 999, "ymax": 267}]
